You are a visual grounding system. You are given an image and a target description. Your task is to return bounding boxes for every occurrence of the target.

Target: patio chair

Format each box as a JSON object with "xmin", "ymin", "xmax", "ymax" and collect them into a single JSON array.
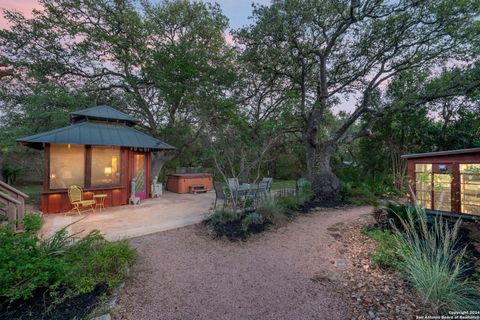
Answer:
[
  {"xmin": 261, "ymin": 177, "xmax": 273, "ymax": 192},
  {"xmin": 214, "ymin": 181, "xmax": 230, "ymax": 209},
  {"xmin": 254, "ymin": 182, "xmax": 269, "ymax": 206},
  {"xmin": 67, "ymin": 185, "xmax": 96, "ymax": 215},
  {"xmin": 227, "ymin": 178, "xmax": 240, "ymax": 192}
]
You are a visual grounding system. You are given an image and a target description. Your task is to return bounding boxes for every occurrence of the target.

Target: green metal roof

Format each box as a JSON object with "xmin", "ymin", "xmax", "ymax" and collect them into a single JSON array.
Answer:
[
  {"xmin": 401, "ymin": 148, "xmax": 480, "ymax": 159},
  {"xmin": 17, "ymin": 121, "xmax": 175, "ymax": 151},
  {"xmin": 70, "ymin": 105, "xmax": 139, "ymax": 124}
]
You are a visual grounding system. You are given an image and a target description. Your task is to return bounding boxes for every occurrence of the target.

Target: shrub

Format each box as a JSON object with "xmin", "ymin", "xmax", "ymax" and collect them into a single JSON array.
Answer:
[
  {"xmin": 276, "ymin": 195, "xmax": 299, "ymax": 215},
  {"xmin": 296, "ymin": 180, "xmax": 314, "ymax": 205},
  {"xmin": 206, "ymin": 208, "xmax": 238, "ymax": 226},
  {"xmin": 364, "ymin": 229, "xmax": 404, "ymax": 268},
  {"xmin": 0, "ymin": 224, "xmax": 68, "ymax": 301},
  {"xmin": 241, "ymin": 212, "xmax": 264, "ymax": 233},
  {"xmin": 256, "ymin": 198, "xmax": 288, "ymax": 224},
  {"xmin": 343, "ymin": 183, "xmax": 379, "ymax": 206},
  {"xmin": 65, "ymin": 231, "xmax": 136, "ymax": 293},
  {"xmin": 385, "ymin": 201, "xmax": 420, "ymax": 228},
  {"xmin": 0, "ymin": 216, "xmax": 136, "ymax": 304},
  {"xmin": 393, "ymin": 206, "xmax": 480, "ymax": 313},
  {"xmin": 23, "ymin": 212, "xmax": 43, "ymax": 233},
  {"xmin": 373, "ymin": 201, "xmax": 421, "ymax": 230}
]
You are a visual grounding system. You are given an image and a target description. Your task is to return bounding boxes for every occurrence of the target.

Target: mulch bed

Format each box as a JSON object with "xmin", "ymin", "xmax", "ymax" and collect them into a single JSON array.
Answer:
[
  {"xmin": 458, "ymin": 221, "xmax": 480, "ymax": 283},
  {"xmin": 0, "ymin": 283, "xmax": 108, "ymax": 320},
  {"xmin": 332, "ymin": 216, "xmax": 433, "ymax": 319},
  {"xmin": 205, "ymin": 217, "xmax": 272, "ymax": 241},
  {"xmin": 206, "ymin": 199, "xmax": 349, "ymax": 240},
  {"xmin": 299, "ymin": 200, "xmax": 348, "ymax": 213}
]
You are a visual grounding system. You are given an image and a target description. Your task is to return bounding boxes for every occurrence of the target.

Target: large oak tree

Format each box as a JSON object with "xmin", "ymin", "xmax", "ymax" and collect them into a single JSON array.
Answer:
[
  {"xmin": 0, "ymin": 0, "xmax": 236, "ymax": 181},
  {"xmin": 236, "ymin": 0, "xmax": 480, "ymax": 201}
]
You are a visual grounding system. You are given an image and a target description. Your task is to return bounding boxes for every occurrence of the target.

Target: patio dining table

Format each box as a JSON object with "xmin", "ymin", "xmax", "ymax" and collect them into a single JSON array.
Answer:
[{"xmin": 233, "ymin": 184, "xmax": 267, "ymax": 198}]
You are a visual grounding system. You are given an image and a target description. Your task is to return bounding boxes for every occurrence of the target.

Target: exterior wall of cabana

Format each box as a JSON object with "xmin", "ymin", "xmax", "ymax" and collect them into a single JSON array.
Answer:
[
  {"xmin": 402, "ymin": 148, "xmax": 480, "ymax": 218},
  {"xmin": 41, "ymin": 144, "xmax": 152, "ymax": 213}
]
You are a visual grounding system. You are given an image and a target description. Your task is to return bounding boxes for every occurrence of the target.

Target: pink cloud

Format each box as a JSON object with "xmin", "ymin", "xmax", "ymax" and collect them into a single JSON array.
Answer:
[{"xmin": 0, "ymin": 0, "xmax": 43, "ymax": 29}]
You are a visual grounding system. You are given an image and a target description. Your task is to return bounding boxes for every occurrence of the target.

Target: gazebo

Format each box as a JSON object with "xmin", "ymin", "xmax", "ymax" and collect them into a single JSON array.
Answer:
[
  {"xmin": 402, "ymin": 148, "xmax": 480, "ymax": 219},
  {"xmin": 17, "ymin": 105, "xmax": 175, "ymax": 213}
]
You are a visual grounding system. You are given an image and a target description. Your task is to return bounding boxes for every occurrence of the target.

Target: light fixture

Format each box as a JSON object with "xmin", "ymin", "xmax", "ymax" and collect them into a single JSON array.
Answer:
[{"xmin": 104, "ymin": 167, "xmax": 112, "ymax": 176}]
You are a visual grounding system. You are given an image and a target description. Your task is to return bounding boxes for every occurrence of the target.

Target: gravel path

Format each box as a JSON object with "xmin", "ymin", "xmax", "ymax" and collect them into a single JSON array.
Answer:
[{"xmin": 113, "ymin": 206, "xmax": 372, "ymax": 320}]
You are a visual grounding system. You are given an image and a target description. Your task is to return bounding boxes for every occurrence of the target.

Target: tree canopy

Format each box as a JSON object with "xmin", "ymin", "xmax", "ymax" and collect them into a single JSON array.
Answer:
[{"xmin": 1, "ymin": 0, "xmax": 480, "ymax": 202}]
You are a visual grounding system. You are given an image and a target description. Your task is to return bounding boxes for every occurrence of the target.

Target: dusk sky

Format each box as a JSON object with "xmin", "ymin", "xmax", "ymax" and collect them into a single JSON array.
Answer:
[
  {"xmin": 0, "ymin": 0, "xmax": 355, "ymax": 112},
  {"xmin": 0, "ymin": 0, "xmax": 269, "ymax": 29}
]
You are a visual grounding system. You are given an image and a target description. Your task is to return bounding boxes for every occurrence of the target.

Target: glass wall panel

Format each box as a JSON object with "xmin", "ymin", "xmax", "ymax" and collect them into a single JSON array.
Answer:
[
  {"xmin": 433, "ymin": 174, "xmax": 452, "ymax": 212},
  {"xmin": 415, "ymin": 164, "xmax": 432, "ymax": 209},
  {"xmin": 91, "ymin": 146, "xmax": 121, "ymax": 187},
  {"xmin": 50, "ymin": 144, "xmax": 85, "ymax": 189},
  {"xmin": 460, "ymin": 164, "xmax": 480, "ymax": 216}
]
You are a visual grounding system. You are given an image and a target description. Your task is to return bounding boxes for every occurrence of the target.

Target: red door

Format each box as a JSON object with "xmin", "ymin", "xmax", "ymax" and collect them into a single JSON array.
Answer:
[{"xmin": 132, "ymin": 153, "xmax": 148, "ymax": 200}]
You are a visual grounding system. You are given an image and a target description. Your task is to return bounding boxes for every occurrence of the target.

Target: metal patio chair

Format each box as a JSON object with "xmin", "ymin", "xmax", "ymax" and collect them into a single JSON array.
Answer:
[
  {"xmin": 227, "ymin": 178, "xmax": 240, "ymax": 192},
  {"xmin": 67, "ymin": 185, "xmax": 96, "ymax": 215},
  {"xmin": 214, "ymin": 181, "xmax": 230, "ymax": 209},
  {"xmin": 261, "ymin": 177, "xmax": 273, "ymax": 192}
]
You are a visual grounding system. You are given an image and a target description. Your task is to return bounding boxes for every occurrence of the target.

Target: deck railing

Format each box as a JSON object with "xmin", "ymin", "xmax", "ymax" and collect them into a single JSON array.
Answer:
[{"xmin": 0, "ymin": 181, "xmax": 28, "ymax": 231}]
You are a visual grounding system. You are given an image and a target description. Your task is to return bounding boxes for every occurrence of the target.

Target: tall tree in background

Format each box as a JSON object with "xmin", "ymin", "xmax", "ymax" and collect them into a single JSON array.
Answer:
[
  {"xmin": 236, "ymin": 0, "xmax": 480, "ymax": 201},
  {"xmin": 0, "ymin": 0, "xmax": 235, "ymax": 182},
  {"xmin": 359, "ymin": 62, "xmax": 480, "ymax": 190}
]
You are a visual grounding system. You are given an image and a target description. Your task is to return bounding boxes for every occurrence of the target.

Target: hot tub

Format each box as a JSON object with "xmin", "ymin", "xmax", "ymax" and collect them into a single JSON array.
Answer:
[{"xmin": 166, "ymin": 173, "xmax": 213, "ymax": 194}]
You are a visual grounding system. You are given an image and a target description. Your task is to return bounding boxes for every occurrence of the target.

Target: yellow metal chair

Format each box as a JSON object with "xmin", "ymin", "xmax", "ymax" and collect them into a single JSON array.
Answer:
[{"xmin": 67, "ymin": 185, "xmax": 96, "ymax": 215}]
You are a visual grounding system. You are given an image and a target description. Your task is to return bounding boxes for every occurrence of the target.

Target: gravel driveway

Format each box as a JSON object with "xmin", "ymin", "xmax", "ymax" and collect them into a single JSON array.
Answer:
[{"xmin": 113, "ymin": 206, "xmax": 372, "ymax": 320}]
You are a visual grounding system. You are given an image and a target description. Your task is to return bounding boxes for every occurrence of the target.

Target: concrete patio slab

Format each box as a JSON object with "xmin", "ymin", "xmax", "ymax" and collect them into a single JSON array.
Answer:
[{"xmin": 40, "ymin": 191, "xmax": 215, "ymax": 241}]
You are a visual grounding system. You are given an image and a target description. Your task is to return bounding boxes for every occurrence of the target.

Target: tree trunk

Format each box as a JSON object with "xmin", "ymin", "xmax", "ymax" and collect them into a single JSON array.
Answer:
[
  {"xmin": 311, "ymin": 142, "xmax": 342, "ymax": 202},
  {"xmin": 305, "ymin": 141, "xmax": 316, "ymax": 180},
  {"xmin": 0, "ymin": 152, "xmax": 3, "ymax": 182},
  {"xmin": 151, "ymin": 151, "xmax": 176, "ymax": 183}
]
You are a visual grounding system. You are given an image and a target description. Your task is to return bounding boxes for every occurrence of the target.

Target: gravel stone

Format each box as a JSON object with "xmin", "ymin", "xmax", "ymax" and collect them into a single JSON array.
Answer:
[{"xmin": 113, "ymin": 207, "xmax": 372, "ymax": 320}]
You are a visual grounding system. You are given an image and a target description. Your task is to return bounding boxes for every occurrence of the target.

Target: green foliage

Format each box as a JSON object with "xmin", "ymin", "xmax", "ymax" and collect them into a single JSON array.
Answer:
[
  {"xmin": 383, "ymin": 201, "xmax": 420, "ymax": 229},
  {"xmin": 342, "ymin": 182, "xmax": 379, "ymax": 206},
  {"xmin": 0, "ymin": 216, "xmax": 136, "ymax": 303},
  {"xmin": 241, "ymin": 212, "xmax": 264, "ymax": 233},
  {"xmin": 0, "ymin": 225, "xmax": 68, "ymax": 301},
  {"xmin": 271, "ymin": 180, "xmax": 296, "ymax": 191},
  {"xmin": 22, "ymin": 213, "xmax": 43, "ymax": 233},
  {"xmin": 256, "ymin": 197, "xmax": 289, "ymax": 224},
  {"xmin": 339, "ymin": 168, "xmax": 401, "ymax": 205},
  {"xmin": 364, "ymin": 229, "xmax": 404, "ymax": 269},
  {"xmin": 64, "ymin": 231, "xmax": 136, "ymax": 293},
  {"xmin": 1, "ymin": 165, "xmax": 21, "ymax": 184},
  {"xmin": 393, "ymin": 207, "xmax": 480, "ymax": 312},
  {"xmin": 15, "ymin": 184, "xmax": 42, "ymax": 205},
  {"xmin": 296, "ymin": 180, "xmax": 314, "ymax": 205},
  {"xmin": 276, "ymin": 195, "xmax": 299, "ymax": 212},
  {"xmin": 206, "ymin": 208, "xmax": 238, "ymax": 226}
]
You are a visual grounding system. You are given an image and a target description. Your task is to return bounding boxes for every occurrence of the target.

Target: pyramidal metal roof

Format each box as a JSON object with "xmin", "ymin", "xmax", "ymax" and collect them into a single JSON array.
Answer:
[
  {"xmin": 70, "ymin": 105, "xmax": 139, "ymax": 123},
  {"xmin": 17, "ymin": 106, "xmax": 175, "ymax": 151}
]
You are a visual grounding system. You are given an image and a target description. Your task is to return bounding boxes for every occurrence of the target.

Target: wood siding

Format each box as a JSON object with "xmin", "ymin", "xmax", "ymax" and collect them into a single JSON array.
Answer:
[
  {"xmin": 406, "ymin": 151, "xmax": 480, "ymax": 217},
  {"xmin": 41, "ymin": 145, "xmax": 152, "ymax": 213}
]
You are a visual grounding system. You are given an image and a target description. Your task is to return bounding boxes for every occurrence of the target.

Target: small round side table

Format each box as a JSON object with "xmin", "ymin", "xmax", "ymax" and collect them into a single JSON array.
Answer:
[{"xmin": 93, "ymin": 194, "xmax": 108, "ymax": 211}]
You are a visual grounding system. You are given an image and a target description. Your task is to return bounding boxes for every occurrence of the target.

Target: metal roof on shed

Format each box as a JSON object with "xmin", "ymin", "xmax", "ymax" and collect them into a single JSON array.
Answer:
[
  {"xmin": 17, "ymin": 121, "xmax": 175, "ymax": 150},
  {"xmin": 401, "ymin": 148, "xmax": 480, "ymax": 159}
]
